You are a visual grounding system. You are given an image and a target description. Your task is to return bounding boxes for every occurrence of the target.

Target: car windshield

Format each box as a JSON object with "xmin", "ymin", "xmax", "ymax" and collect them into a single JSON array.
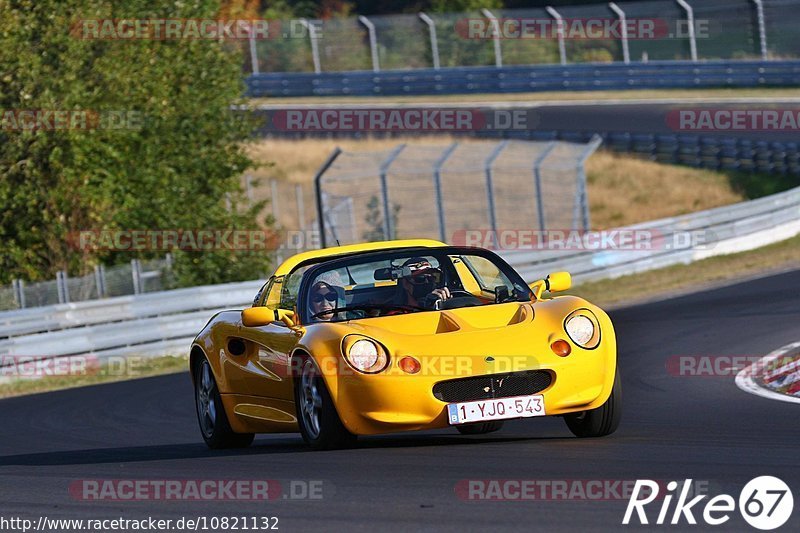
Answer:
[{"xmin": 303, "ymin": 248, "xmax": 532, "ymax": 323}]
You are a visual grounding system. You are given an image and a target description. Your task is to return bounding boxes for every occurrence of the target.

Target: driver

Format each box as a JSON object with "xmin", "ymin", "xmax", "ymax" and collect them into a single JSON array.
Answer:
[
  {"xmin": 397, "ymin": 257, "xmax": 452, "ymax": 309},
  {"xmin": 308, "ymin": 278, "xmax": 341, "ymax": 322}
]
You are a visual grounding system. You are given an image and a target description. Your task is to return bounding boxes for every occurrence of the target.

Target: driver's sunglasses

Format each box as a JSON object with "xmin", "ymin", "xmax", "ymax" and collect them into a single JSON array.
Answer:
[
  {"xmin": 311, "ymin": 291, "xmax": 337, "ymax": 304},
  {"xmin": 408, "ymin": 271, "xmax": 440, "ymax": 285}
]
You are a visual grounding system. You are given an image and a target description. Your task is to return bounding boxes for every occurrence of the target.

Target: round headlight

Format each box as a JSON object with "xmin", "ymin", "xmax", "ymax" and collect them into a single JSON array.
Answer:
[
  {"xmin": 346, "ymin": 338, "xmax": 387, "ymax": 373},
  {"xmin": 565, "ymin": 314, "xmax": 597, "ymax": 348}
]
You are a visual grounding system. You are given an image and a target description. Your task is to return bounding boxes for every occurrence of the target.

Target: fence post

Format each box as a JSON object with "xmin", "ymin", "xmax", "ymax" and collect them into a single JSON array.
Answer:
[
  {"xmin": 676, "ymin": 0, "xmax": 698, "ymax": 61},
  {"xmin": 94, "ymin": 265, "xmax": 106, "ymax": 298},
  {"xmin": 432, "ymin": 143, "xmax": 459, "ymax": 242},
  {"xmin": 576, "ymin": 135, "xmax": 603, "ymax": 231},
  {"xmin": 481, "ymin": 9, "xmax": 503, "ymax": 67},
  {"xmin": 131, "ymin": 259, "xmax": 142, "ymax": 295},
  {"xmin": 12, "ymin": 279, "xmax": 25, "ymax": 309},
  {"xmin": 358, "ymin": 16, "xmax": 380, "ymax": 72},
  {"xmin": 56, "ymin": 270, "xmax": 70, "ymax": 304},
  {"xmin": 378, "ymin": 144, "xmax": 407, "ymax": 241},
  {"xmin": 484, "ymin": 140, "xmax": 509, "ymax": 243},
  {"xmin": 299, "ymin": 19, "xmax": 322, "ymax": 73},
  {"xmin": 314, "ymin": 147, "xmax": 343, "ymax": 248},
  {"xmin": 546, "ymin": 6, "xmax": 567, "ymax": 65},
  {"xmin": 296, "ymin": 183, "xmax": 306, "ymax": 231},
  {"xmin": 418, "ymin": 12, "xmax": 441, "ymax": 69},
  {"xmin": 270, "ymin": 179, "xmax": 280, "ymax": 222},
  {"xmin": 608, "ymin": 3, "xmax": 630, "ymax": 64},
  {"xmin": 751, "ymin": 0, "xmax": 768, "ymax": 60},
  {"xmin": 248, "ymin": 28, "xmax": 260, "ymax": 75},
  {"xmin": 533, "ymin": 142, "xmax": 557, "ymax": 231}
]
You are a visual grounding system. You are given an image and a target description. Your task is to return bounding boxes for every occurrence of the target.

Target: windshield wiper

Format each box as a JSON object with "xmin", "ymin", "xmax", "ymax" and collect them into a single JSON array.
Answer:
[{"xmin": 311, "ymin": 303, "xmax": 427, "ymax": 319}]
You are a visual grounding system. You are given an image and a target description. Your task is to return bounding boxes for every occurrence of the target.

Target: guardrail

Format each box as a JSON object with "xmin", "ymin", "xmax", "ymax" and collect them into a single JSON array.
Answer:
[
  {"xmin": 246, "ymin": 60, "xmax": 800, "ymax": 98},
  {"xmin": 1, "ymin": 185, "xmax": 799, "ymax": 363}
]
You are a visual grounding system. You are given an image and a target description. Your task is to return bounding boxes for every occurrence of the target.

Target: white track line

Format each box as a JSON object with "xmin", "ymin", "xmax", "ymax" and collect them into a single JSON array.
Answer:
[{"xmin": 735, "ymin": 341, "xmax": 800, "ymax": 405}]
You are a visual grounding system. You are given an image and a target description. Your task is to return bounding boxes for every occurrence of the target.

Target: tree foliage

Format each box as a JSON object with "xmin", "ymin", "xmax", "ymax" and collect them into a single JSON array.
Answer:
[{"xmin": 0, "ymin": 0, "xmax": 271, "ymax": 286}]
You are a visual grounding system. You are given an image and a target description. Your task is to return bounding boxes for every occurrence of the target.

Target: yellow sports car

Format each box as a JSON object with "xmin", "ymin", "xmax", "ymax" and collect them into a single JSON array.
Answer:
[{"xmin": 191, "ymin": 239, "xmax": 620, "ymax": 450}]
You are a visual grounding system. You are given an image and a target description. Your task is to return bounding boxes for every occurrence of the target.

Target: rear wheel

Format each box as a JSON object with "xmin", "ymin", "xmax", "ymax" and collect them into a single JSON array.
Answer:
[
  {"xmin": 564, "ymin": 368, "xmax": 621, "ymax": 438},
  {"xmin": 456, "ymin": 421, "xmax": 504, "ymax": 435},
  {"xmin": 294, "ymin": 356, "xmax": 357, "ymax": 450},
  {"xmin": 195, "ymin": 359, "xmax": 254, "ymax": 449}
]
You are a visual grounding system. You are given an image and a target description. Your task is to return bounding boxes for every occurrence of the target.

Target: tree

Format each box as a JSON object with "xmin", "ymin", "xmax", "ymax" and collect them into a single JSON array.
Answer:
[{"xmin": 0, "ymin": 0, "xmax": 272, "ymax": 286}]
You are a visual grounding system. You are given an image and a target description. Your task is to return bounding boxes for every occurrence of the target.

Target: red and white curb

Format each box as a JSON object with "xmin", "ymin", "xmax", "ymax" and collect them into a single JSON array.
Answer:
[{"xmin": 736, "ymin": 341, "xmax": 800, "ymax": 405}]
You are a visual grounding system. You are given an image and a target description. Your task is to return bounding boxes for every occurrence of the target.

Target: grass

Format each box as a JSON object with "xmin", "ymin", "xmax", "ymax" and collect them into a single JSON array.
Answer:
[
  {"xmin": 0, "ymin": 355, "xmax": 189, "ymax": 399},
  {"xmin": 245, "ymin": 137, "xmax": 769, "ymax": 230},
  {"xmin": 248, "ymin": 87, "xmax": 800, "ymax": 106}
]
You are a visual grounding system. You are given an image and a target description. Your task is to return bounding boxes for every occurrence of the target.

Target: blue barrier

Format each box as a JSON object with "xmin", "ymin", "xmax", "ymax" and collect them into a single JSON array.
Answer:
[{"xmin": 246, "ymin": 60, "xmax": 800, "ymax": 98}]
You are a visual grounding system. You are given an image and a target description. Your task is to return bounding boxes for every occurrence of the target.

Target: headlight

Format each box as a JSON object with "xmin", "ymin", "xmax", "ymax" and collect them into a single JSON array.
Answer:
[
  {"xmin": 343, "ymin": 336, "xmax": 388, "ymax": 373},
  {"xmin": 565, "ymin": 311, "xmax": 600, "ymax": 349}
]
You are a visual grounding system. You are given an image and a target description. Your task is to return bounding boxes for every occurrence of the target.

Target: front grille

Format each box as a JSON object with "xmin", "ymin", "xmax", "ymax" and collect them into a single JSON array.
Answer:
[{"xmin": 432, "ymin": 370, "xmax": 552, "ymax": 403}]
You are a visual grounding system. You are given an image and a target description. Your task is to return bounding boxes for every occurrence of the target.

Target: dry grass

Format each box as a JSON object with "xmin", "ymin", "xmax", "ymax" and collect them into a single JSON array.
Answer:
[{"xmin": 244, "ymin": 138, "xmax": 748, "ymax": 229}]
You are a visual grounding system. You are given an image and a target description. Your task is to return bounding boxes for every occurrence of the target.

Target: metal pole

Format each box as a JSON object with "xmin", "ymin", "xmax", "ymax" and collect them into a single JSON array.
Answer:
[
  {"xmin": 378, "ymin": 144, "xmax": 406, "ymax": 241},
  {"xmin": 481, "ymin": 9, "xmax": 503, "ymax": 67},
  {"xmin": 131, "ymin": 260, "xmax": 141, "ymax": 295},
  {"xmin": 295, "ymin": 183, "xmax": 306, "ymax": 231},
  {"xmin": 533, "ymin": 142, "xmax": 557, "ymax": 231},
  {"xmin": 546, "ymin": 6, "xmax": 567, "ymax": 65},
  {"xmin": 432, "ymin": 143, "xmax": 459, "ymax": 242},
  {"xmin": 270, "ymin": 179, "xmax": 280, "ymax": 222},
  {"xmin": 358, "ymin": 16, "xmax": 380, "ymax": 72},
  {"xmin": 300, "ymin": 19, "xmax": 321, "ymax": 73},
  {"xmin": 248, "ymin": 28, "xmax": 259, "ymax": 75},
  {"xmin": 609, "ymin": 3, "xmax": 630, "ymax": 64},
  {"xmin": 12, "ymin": 279, "xmax": 25, "ymax": 309},
  {"xmin": 57, "ymin": 270, "xmax": 70, "ymax": 304},
  {"xmin": 751, "ymin": 0, "xmax": 768, "ymax": 60},
  {"xmin": 314, "ymin": 147, "xmax": 343, "ymax": 249},
  {"xmin": 418, "ymin": 12, "xmax": 440, "ymax": 69},
  {"xmin": 484, "ymin": 141, "xmax": 509, "ymax": 242},
  {"xmin": 576, "ymin": 135, "xmax": 603, "ymax": 231},
  {"xmin": 676, "ymin": 0, "xmax": 698, "ymax": 61},
  {"xmin": 94, "ymin": 265, "xmax": 105, "ymax": 298}
]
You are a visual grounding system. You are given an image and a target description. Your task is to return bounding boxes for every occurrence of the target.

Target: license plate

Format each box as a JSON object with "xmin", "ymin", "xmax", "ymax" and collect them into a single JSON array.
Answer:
[{"xmin": 447, "ymin": 394, "xmax": 546, "ymax": 425}]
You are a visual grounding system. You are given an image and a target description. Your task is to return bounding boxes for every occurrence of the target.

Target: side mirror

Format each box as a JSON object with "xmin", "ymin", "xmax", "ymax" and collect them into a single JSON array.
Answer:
[
  {"xmin": 242, "ymin": 307, "xmax": 297, "ymax": 328},
  {"xmin": 528, "ymin": 271, "xmax": 572, "ymax": 300}
]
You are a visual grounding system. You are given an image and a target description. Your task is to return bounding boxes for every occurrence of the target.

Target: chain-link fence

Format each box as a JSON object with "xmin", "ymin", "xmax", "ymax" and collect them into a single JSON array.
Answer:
[
  {"xmin": 1, "ymin": 257, "xmax": 174, "ymax": 311},
  {"xmin": 248, "ymin": 0, "xmax": 799, "ymax": 74},
  {"xmin": 314, "ymin": 138, "xmax": 601, "ymax": 247}
]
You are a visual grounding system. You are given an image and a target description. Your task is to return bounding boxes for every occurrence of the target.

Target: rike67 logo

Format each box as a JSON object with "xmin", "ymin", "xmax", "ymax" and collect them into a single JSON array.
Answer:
[{"xmin": 623, "ymin": 476, "xmax": 793, "ymax": 530}]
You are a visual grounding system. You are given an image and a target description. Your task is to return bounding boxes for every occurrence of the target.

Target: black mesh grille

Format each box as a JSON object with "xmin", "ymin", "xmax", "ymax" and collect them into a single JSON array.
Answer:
[{"xmin": 432, "ymin": 370, "xmax": 552, "ymax": 403}]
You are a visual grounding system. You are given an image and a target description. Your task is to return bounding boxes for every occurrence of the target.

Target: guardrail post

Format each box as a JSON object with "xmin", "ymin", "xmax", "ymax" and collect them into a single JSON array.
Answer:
[
  {"xmin": 314, "ymin": 147, "xmax": 343, "ymax": 248},
  {"xmin": 378, "ymin": 144, "xmax": 406, "ymax": 241},
  {"xmin": 299, "ymin": 19, "xmax": 322, "ymax": 73},
  {"xmin": 296, "ymin": 183, "xmax": 306, "ymax": 231},
  {"xmin": 358, "ymin": 16, "xmax": 380, "ymax": 72},
  {"xmin": 56, "ymin": 270, "xmax": 70, "ymax": 304},
  {"xmin": 131, "ymin": 260, "xmax": 142, "ymax": 295},
  {"xmin": 94, "ymin": 265, "xmax": 106, "ymax": 298},
  {"xmin": 608, "ymin": 2, "xmax": 630, "ymax": 64},
  {"xmin": 12, "ymin": 279, "xmax": 25, "ymax": 309},
  {"xmin": 418, "ymin": 12, "xmax": 441, "ymax": 69},
  {"xmin": 481, "ymin": 9, "xmax": 503, "ymax": 67},
  {"xmin": 484, "ymin": 140, "xmax": 509, "ymax": 244},
  {"xmin": 576, "ymin": 135, "xmax": 603, "ymax": 231},
  {"xmin": 533, "ymin": 142, "xmax": 557, "ymax": 231},
  {"xmin": 248, "ymin": 27, "xmax": 259, "ymax": 74},
  {"xmin": 751, "ymin": 0, "xmax": 768, "ymax": 60},
  {"xmin": 676, "ymin": 0, "xmax": 698, "ymax": 61},
  {"xmin": 432, "ymin": 143, "xmax": 459, "ymax": 242},
  {"xmin": 546, "ymin": 6, "xmax": 567, "ymax": 65}
]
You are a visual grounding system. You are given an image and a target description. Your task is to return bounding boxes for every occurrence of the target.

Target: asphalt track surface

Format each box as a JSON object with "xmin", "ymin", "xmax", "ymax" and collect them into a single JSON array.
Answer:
[{"xmin": 1, "ymin": 269, "xmax": 799, "ymax": 532}]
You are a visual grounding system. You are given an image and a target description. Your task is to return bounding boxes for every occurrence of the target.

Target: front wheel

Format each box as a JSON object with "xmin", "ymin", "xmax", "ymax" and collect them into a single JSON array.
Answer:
[
  {"xmin": 564, "ymin": 368, "xmax": 621, "ymax": 438},
  {"xmin": 294, "ymin": 356, "xmax": 357, "ymax": 450},
  {"xmin": 195, "ymin": 359, "xmax": 254, "ymax": 449}
]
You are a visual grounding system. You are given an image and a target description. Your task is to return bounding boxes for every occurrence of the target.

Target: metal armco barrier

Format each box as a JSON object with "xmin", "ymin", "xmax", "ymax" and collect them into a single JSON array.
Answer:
[
  {"xmin": 1, "ymin": 186, "xmax": 799, "ymax": 362},
  {"xmin": 246, "ymin": 60, "xmax": 800, "ymax": 98}
]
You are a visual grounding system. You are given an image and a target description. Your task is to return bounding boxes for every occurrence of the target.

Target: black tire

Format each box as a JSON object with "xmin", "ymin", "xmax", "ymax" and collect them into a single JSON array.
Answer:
[
  {"xmin": 564, "ymin": 368, "xmax": 621, "ymax": 438},
  {"xmin": 456, "ymin": 421, "xmax": 504, "ymax": 435},
  {"xmin": 194, "ymin": 358, "xmax": 255, "ymax": 449},
  {"xmin": 294, "ymin": 356, "xmax": 357, "ymax": 450}
]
